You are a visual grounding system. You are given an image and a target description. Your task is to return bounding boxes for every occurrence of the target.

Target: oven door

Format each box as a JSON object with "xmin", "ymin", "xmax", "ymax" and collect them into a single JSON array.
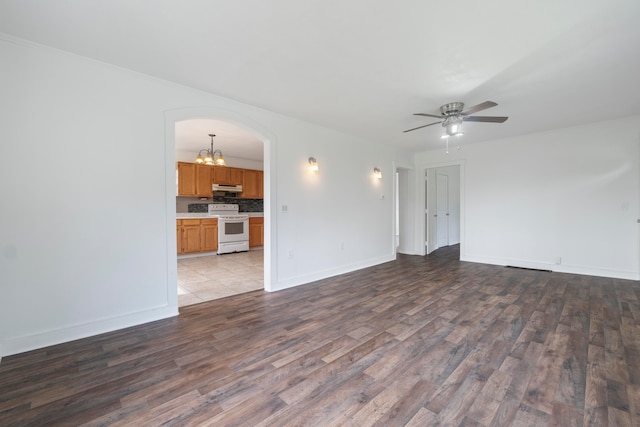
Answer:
[
  {"xmin": 218, "ymin": 217, "xmax": 249, "ymax": 244},
  {"xmin": 218, "ymin": 217, "xmax": 249, "ymax": 254}
]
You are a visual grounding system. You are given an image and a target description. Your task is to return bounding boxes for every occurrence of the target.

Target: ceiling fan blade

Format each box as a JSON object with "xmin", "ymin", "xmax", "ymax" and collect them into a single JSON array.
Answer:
[
  {"xmin": 403, "ymin": 121, "xmax": 442, "ymax": 133},
  {"xmin": 463, "ymin": 115, "xmax": 508, "ymax": 123},
  {"xmin": 461, "ymin": 101, "xmax": 497, "ymax": 115},
  {"xmin": 413, "ymin": 113, "xmax": 444, "ymax": 119}
]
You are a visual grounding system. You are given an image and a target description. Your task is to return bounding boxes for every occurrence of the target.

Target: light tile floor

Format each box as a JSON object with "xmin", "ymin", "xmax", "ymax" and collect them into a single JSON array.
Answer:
[{"xmin": 177, "ymin": 249, "xmax": 264, "ymax": 307}]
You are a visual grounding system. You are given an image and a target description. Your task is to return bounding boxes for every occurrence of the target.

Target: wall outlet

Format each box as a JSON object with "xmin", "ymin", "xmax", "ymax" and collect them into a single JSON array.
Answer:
[
  {"xmin": 555, "ymin": 257, "xmax": 562, "ymax": 265},
  {"xmin": 339, "ymin": 242, "xmax": 344, "ymax": 250},
  {"xmin": 288, "ymin": 249, "xmax": 294, "ymax": 259}
]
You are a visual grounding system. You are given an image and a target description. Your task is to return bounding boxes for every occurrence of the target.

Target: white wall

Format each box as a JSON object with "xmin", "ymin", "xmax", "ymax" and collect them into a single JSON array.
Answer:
[
  {"xmin": 272, "ymin": 122, "xmax": 395, "ymax": 289},
  {"xmin": 0, "ymin": 35, "xmax": 400, "ymax": 357},
  {"xmin": 415, "ymin": 115, "xmax": 640, "ymax": 280}
]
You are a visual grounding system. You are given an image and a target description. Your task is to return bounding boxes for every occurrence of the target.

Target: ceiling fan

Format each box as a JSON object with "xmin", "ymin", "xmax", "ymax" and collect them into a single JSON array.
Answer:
[{"xmin": 403, "ymin": 101, "xmax": 508, "ymax": 136}]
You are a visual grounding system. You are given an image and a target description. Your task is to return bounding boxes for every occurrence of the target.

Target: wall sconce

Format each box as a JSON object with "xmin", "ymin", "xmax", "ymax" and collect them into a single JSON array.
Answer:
[
  {"xmin": 373, "ymin": 168, "xmax": 382, "ymax": 179},
  {"xmin": 308, "ymin": 157, "xmax": 318, "ymax": 171}
]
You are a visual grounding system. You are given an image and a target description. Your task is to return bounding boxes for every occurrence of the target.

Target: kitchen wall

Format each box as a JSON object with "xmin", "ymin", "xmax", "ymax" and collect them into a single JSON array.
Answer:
[
  {"xmin": 176, "ymin": 150, "xmax": 263, "ymax": 171},
  {"xmin": 176, "ymin": 196, "xmax": 264, "ymax": 213},
  {"xmin": 414, "ymin": 115, "xmax": 640, "ymax": 280},
  {"xmin": 0, "ymin": 35, "xmax": 401, "ymax": 357}
]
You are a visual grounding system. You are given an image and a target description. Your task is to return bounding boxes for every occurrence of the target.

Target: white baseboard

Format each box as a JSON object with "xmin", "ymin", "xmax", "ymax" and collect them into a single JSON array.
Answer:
[
  {"xmin": 461, "ymin": 254, "xmax": 640, "ymax": 281},
  {"xmin": 270, "ymin": 254, "xmax": 396, "ymax": 292},
  {"xmin": 0, "ymin": 305, "xmax": 178, "ymax": 359}
]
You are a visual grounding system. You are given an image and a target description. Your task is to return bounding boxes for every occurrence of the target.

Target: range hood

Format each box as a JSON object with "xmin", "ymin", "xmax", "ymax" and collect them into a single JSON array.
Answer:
[{"xmin": 212, "ymin": 184, "xmax": 243, "ymax": 192}]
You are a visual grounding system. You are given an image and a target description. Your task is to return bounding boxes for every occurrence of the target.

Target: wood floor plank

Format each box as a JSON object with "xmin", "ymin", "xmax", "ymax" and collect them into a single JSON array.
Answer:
[
  {"xmin": 549, "ymin": 401, "xmax": 584, "ymax": 427},
  {"xmin": 465, "ymin": 367, "xmax": 512, "ymax": 425},
  {"xmin": 2, "ymin": 244, "xmax": 640, "ymax": 426},
  {"xmin": 523, "ymin": 323, "xmax": 572, "ymax": 415},
  {"xmin": 511, "ymin": 403, "xmax": 552, "ymax": 426},
  {"xmin": 627, "ymin": 383, "xmax": 640, "ymax": 425},
  {"xmin": 405, "ymin": 406, "xmax": 439, "ymax": 426},
  {"xmin": 584, "ymin": 347, "xmax": 609, "ymax": 426},
  {"xmin": 435, "ymin": 364, "xmax": 493, "ymax": 426}
]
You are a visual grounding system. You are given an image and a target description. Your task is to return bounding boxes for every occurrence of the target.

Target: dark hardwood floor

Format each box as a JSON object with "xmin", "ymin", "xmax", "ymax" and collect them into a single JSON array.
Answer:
[{"xmin": 2, "ymin": 245, "xmax": 640, "ymax": 426}]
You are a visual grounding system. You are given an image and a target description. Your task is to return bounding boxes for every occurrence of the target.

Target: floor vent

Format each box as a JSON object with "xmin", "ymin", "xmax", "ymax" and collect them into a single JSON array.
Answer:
[{"xmin": 505, "ymin": 265, "xmax": 552, "ymax": 273}]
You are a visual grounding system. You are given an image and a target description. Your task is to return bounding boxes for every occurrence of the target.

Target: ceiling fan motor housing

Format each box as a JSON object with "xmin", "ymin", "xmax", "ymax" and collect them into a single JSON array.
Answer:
[{"xmin": 440, "ymin": 102, "xmax": 465, "ymax": 116}]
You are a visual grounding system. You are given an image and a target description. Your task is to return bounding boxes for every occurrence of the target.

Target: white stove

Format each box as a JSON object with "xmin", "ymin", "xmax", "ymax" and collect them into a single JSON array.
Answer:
[{"xmin": 208, "ymin": 204, "xmax": 249, "ymax": 254}]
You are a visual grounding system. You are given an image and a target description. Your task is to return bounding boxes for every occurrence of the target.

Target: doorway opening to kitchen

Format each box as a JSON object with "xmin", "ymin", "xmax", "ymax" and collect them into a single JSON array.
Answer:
[{"xmin": 175, "ymin": 118, "xmax": 266, "ymax": 307}]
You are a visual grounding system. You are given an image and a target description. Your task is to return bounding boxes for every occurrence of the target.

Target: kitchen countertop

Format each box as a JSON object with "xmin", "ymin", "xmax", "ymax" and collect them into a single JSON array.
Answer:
[{"xmin": 176, "ymin": 212, "xmax": 263, "ymax": 219}]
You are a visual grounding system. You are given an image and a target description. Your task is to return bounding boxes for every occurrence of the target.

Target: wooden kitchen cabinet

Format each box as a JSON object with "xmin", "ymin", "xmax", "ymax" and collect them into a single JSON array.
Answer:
[
  {"xmin": 177, "ymin": 162, "xmax": 196, "ymax": 196},
  {"xmin": 249, "ymin": 217, "xmax": 264, "ymax": 247},
  {"xmin": 200, "ymin": 219, "xmax": 218, "ymax": 252},
  {"xmin": 241, "ymin": 169, "xmax": 263, "ymax": 199},
  {"xmin": 177, "ymin": 162, "xmax": 212, "ymax": 197},
  {"xmin": 212, "ymin": 166, "xmax": 243, "ymax": 186},
  {"xmin": 176, "ymin": 220, "xmax": 182, "ymax": 253},
  {"xmin": 177, "ymin": 218, "xmax": 218, "ymax": 254},
  {"xmin": 195, "ymin": 164, "xmax": 212, "ymax": 197},
  {"xmin": 179, "ymin": 219, "xmax": 203, "ymax": 253}
]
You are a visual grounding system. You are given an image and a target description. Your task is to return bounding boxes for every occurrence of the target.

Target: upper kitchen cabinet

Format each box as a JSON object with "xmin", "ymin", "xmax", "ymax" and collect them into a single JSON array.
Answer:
[
  {"xmin": 195, "ymin": 164, "xmax": 212, "ymax": 197},
  {"xmin": 241, "ymin": 169, "xmax": 263, "ymax": 199},
  {"xmin": 177, "ymin": 162, "xmax": 212, "ymax": 197},
  {"xmin": 212, "ymin": 166, "xmax": 243, "ymax": 186}
]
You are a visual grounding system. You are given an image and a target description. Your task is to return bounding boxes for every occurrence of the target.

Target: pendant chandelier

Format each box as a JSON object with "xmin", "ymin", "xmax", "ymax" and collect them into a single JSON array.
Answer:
[{"xmin": 195, "ymin": 133, "xmax": 226, "ymax": 166}]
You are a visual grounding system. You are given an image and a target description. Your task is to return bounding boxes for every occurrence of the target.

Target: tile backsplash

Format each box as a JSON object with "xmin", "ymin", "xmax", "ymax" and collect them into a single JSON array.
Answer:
[{"xmin": 177, "ymin": 196, "xmax": 263, "ymax": 213}]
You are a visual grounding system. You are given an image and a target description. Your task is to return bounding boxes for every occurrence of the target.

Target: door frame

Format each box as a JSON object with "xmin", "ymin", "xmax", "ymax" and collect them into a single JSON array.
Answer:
[
  {"xmin": 415, "ymin": 160, "xmax": 465, "ymax": 258},
  {"xmin": 393, "ymin": 162, "xmax": 415, "ymax": 255}
]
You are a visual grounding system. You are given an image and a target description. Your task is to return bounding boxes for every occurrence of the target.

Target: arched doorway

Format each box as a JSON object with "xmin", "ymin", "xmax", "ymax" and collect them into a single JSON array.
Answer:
[{"xmin": 164, "ymin": 108, "xmax": 275, "ymax": 310}]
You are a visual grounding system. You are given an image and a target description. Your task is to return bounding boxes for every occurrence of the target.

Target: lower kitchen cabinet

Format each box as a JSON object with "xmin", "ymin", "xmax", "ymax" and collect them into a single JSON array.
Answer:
[
  {"xmin": 200, "ymin": 219, "xmax": 218, "ymax": 252},
  {"xmin": 249, "ymin": 217, "xmax": 264, "ymax": 248},
  {"xmin": 177, "ymin": 218, "xmax": 218, "ymax": 254},
  {"xmin": 179, "ymin": 219, "xmax": 202, "ymax": 254}
]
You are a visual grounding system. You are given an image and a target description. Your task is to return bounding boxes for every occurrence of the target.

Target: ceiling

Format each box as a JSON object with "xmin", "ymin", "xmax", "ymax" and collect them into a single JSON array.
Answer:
[
  {"xmin": 1, "ymin": 0, "xmax": 639, "ymax": 157},
  {"xmin": 175, "ymin": 119, "xmax": 264, "ymax": 163}
]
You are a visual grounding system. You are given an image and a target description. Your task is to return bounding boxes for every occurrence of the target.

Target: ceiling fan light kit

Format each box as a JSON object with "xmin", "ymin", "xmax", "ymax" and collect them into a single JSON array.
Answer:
[{"xmin": 443, "ymin": 115, "xmax": 464, "ymax": 137}]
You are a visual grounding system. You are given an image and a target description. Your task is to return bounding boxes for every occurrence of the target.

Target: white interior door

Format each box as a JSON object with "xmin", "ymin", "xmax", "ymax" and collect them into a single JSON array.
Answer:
[{"xmin": 436, "ymin": 172, "xmax": 449, "ymax": 248}]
